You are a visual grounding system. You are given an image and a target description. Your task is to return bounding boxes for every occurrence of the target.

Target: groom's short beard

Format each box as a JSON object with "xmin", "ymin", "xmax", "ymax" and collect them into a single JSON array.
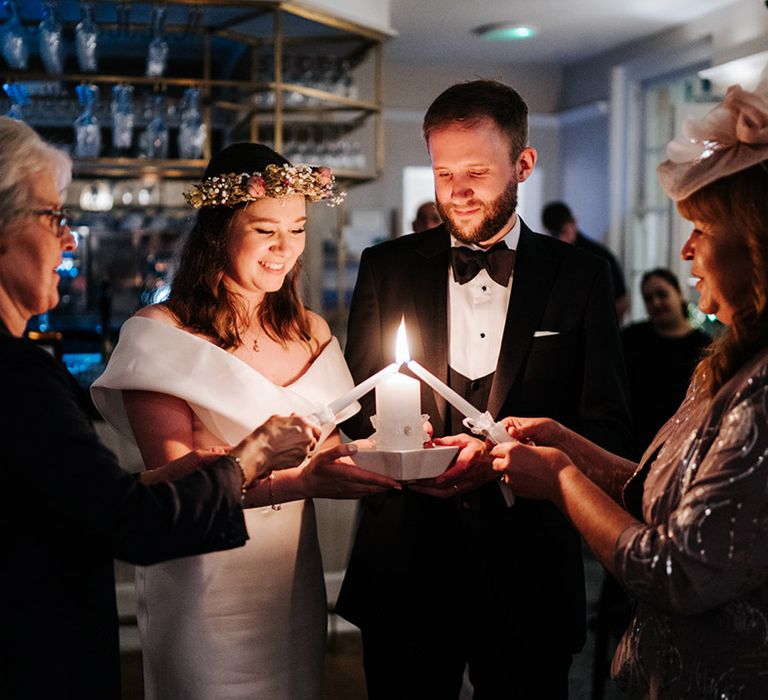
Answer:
[{"xmin": 437, "ymin": 179, "xmax": 519, "ymax": 245}]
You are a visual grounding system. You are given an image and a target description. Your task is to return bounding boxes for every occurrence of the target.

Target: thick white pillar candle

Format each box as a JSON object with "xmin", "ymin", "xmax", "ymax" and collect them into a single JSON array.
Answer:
[{"xmin": 374, "ymin": 372, "xmax": 423, "ymax": 450}]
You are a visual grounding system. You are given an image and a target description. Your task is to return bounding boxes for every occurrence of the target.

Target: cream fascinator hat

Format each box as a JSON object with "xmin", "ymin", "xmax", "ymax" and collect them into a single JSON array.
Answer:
[{"xmin": 657, "ymin": 65, "xmax": 768, "ymax": 201}]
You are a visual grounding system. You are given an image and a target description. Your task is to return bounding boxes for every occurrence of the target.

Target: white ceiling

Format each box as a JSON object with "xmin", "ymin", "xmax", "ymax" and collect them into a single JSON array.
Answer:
[{"xmin": 387, "ymin": 0, "xmax": 742, "ymax": 65}]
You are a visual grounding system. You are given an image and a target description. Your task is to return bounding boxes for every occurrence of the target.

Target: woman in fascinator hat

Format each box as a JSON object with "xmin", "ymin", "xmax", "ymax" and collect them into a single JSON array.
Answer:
[
  {"xmin": 658, "ymin": 65, "xmax": 768, "ymax": 200},
  {"xmin": 92, "ymin": 143, "xmax": 396, "ymax": 698},
  {"xmin": 490, "ymin": 68, "xmax": 768, "ymax": 698}
]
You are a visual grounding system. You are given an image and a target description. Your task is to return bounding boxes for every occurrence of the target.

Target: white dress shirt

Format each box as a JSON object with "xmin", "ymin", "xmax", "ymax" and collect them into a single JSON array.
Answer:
[{"xmin": 448, "ymin": 217, "xmax": 520, "ymax": 380}]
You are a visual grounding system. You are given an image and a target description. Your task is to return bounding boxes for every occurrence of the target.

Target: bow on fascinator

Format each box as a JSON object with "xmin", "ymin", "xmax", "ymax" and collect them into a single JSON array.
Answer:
[{"xmin": 657, "ymin": 64, "xmax": 768, "ymax": 201}]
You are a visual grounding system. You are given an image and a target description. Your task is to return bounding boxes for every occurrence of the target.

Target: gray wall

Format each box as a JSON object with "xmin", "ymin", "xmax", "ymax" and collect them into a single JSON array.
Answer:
[{"xmin": 559, "ymin": 112, "xmax": 610, "ymax": 243}]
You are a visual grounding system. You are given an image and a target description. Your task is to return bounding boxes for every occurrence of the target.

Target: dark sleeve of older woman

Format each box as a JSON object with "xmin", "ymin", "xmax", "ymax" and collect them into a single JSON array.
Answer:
[
  {"xmin": 0, "ymin": 327, "xmax": 247, "ymax": 697},
  {"xmin": 3, "ymin": 334, "xmax": 249, "ymax": 561},
  {"xmin": 1, "ymin": 326, "xmax": 327, "ymax": 699}
]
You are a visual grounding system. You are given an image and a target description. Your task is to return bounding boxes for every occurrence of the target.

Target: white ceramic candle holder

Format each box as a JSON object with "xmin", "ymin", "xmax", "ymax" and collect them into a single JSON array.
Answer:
[{"xmin": 352, "ymin": 445, "xmax": 458, "ymax": 481}]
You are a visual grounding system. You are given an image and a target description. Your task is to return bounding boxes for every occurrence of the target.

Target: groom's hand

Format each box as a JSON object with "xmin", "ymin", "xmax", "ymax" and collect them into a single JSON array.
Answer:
[{"xmin": 409, "ymin": 434, "xmax": 494, "ymax": 498}]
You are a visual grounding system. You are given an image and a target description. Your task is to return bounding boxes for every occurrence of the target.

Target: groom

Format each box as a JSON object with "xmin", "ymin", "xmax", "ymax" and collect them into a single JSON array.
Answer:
[{"xmin": 337, "ymin": 80, "xmax": 631, "ymax": 698}]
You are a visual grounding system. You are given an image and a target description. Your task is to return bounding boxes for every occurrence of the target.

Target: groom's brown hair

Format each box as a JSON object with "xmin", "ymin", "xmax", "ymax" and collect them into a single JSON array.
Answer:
[{"xmin": 422, "ymin": 80, "xmax": 529, "ymax": 162}]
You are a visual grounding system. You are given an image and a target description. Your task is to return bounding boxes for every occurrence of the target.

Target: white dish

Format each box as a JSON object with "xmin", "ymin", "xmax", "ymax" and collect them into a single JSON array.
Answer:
[{"xmin": 351, "ymin": 445, "xmax": 458, "ymax": 481}]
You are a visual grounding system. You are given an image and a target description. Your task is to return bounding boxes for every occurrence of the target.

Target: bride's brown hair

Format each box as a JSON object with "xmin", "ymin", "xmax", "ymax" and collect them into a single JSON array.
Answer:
[
  {"xmin": 680, "ymin": 162, "xmax": 768, "ymax": 396},
  {"xmin": 166, "ymin": 143, "xmax": 313, "ymax": 350}
]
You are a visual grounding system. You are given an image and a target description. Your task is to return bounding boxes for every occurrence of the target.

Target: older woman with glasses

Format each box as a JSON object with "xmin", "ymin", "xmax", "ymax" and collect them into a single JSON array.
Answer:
[{"xmin": 0, "ymin": 116, "xmax": 330, "ymax": 698}]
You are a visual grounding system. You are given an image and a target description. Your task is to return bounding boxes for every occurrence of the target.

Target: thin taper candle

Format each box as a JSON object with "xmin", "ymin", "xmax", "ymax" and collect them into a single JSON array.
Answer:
[
  {"xmin": 407, "ymin": 360, "xmax": 482, "ymax": 421},
  {"xmin": 407, "ymin": 360, "xmax": 510, "ymax": 445},
  {"xmin": 327, "ymin": 362, "xmax": 398, "ymax": 417}
]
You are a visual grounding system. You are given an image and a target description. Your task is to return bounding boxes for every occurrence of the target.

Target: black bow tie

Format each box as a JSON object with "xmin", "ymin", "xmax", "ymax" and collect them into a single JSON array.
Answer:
[{"xmin": 450, "ymin": 243, "xmax": 516, "ymax": 286}]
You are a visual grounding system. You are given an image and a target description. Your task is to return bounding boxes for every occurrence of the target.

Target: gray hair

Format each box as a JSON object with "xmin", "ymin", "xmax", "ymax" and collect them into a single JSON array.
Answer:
[{"xmin": 0, "ymin": 117, "xmax": 72, "ymax": 237}]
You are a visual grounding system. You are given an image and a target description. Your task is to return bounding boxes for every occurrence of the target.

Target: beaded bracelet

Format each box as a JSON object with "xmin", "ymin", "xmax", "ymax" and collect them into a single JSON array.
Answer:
[
  {"xmin": 268, "ymin": 473, "xmax": 282, "ymax": 511},
  {"xmin": 226, "ymin": 453, "xmax": 248, "ymax": 502}
]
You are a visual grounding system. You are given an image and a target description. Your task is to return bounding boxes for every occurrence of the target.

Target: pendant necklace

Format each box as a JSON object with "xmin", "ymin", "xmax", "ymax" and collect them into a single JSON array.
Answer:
[{"xmin": 249, "ymin": 326, "xmax": 262, "ymax": 352}]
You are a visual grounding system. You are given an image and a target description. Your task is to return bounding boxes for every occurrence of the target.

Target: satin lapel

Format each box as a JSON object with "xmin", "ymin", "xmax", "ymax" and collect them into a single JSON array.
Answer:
[
  {"xmin": 487, "ymin": 224, "xmax": 558, "ymax": 418},
  {"xmin": 410, "ymin": 228, "xmax": 450, "ymax": 428}
]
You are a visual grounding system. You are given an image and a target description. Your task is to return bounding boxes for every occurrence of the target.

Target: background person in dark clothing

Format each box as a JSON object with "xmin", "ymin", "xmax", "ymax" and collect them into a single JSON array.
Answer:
[
  {"xmin": 411, "ymin": 200, "xmax": 441, "ymax": 232},
  {"xmin": 621, "ymin": 267, "xmax": 710, "ymax": 459},
  {"xmin": 542, "ymin": 200, "xmax": 629, "ymax": 322}
]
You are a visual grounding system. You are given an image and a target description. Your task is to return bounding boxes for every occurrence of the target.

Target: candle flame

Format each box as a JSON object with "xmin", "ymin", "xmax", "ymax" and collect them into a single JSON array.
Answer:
[{"xmin": 395, "ymin": 318, "xmax": 411, "ymax": 364}]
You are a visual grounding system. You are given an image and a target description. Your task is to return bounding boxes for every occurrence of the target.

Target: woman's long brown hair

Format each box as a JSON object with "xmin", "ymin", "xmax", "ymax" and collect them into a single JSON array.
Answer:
[
  {"xmin": 166, "ymin": 204, "xmax": 313, "ymax": 350},
  {"xmin": 679, "ymin": 162, "xmax": 768, "ymax": 397}
]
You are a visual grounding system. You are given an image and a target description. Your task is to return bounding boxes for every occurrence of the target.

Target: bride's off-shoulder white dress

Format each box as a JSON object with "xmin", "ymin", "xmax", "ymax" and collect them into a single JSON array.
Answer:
[{"xmin": 92, "ymin": 317, "xmax": 358, "ymax": 699}]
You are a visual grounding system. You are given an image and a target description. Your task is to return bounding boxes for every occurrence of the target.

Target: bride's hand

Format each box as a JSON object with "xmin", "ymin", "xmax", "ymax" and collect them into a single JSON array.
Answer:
[{"xmin": 299, "ymin": 443, "xmax": 400, "ymax": 499}]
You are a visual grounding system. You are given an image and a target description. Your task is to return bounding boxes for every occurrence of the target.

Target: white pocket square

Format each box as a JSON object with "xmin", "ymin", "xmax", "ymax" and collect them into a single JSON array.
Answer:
[{"xmin": 533, "ymin": 330, "xmax": 560, "ymax": 337}]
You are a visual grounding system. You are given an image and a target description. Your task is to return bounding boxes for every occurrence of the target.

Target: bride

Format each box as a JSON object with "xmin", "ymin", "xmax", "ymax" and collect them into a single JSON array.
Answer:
[{"xmin": 92, "ymin": 144, "xmax": 397, "ymax": 699}]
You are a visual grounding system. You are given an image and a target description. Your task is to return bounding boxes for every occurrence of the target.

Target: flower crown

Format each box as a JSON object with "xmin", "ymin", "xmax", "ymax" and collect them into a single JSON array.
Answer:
[{"xmin": 183, "ymin": 163, "xmax": 346, "ymax": 208}]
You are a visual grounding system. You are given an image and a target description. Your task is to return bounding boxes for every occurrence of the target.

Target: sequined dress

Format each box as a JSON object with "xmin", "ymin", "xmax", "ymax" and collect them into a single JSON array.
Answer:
[{"xmin": 612, "ymin": 347, "xmax": 768, "ymax": 698}]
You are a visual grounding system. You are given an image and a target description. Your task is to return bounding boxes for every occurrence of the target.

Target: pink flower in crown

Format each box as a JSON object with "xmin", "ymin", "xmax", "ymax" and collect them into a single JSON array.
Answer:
[
  {"xmin": 317, "ymin": 167, "xmax": 332, "ymax": 186},
  {"xmin": 246, "ymin": 175, "xmax": 266, "ymax": 198}
]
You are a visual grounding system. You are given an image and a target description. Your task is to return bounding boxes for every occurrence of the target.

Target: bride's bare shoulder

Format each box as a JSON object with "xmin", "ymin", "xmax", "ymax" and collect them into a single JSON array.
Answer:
[
  {"xmin": 306, "ymin": 310, "xmax": 332, "ymax": 346},
  {"xmin": 133, "ymin": 303, "xmax": 179, "ymax": 326}
]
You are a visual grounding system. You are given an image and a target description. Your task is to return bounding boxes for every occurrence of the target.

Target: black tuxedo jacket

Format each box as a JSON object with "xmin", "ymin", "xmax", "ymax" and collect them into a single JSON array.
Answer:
[{"xmin": 337, "ymin": 222, "xmax": 631, "ymax": 654}]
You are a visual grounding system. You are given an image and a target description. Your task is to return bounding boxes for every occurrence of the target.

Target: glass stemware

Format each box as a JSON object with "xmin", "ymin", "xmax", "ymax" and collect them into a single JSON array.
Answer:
[
  {"xmin": 38, "ymin": 1, "xmax": 63, "ymax": 75},
  {"xmin": 340, "ymin": 59, "xmax": 357, "ymax": 100},
  {"xmin": 75, "ymin": 2, "xmax": 98, "ymax": 73},
  {"xmin": 140, "ymin": 94, "xmax": 168, "ymax": 159},
  {"xmin": 111, "ymin": 83, "xmax": 134, "ymax": 153},
  {"xmin": 146, "ymin": 6, "xmax": 168, "ymax": 77},
  {"xmin": 178, "ymin": 87, "xmax": 205, "ymax": 159},
  {"xmin": 1, "ymin": 0, "xmax": 28, "ymax": 70},
  {"xmin": 74, "ymin": 83, "xmax": 101, "ymax": 158},
  {"xmin": 3, "ymin": 80, "xmax": 27, "ymax": 120}
]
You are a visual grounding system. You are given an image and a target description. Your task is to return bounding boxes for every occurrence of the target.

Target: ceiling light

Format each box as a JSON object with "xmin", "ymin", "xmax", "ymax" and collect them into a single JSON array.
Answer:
[{"xmin": 473, "ymin": 23, "xmax": 537, "ymax": 41}]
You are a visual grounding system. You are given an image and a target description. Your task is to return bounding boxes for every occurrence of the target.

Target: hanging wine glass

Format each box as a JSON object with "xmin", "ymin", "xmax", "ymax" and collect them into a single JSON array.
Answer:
[
  {"xmin": 140, "ymin": 94, "xmax": 168, "ymax": 159},
  {"xmin": 75, "ymin": 2, "xmax": 98, "ymax": 73},
  {"xmin": 1, "ymin": 0, "xmax": 28, "ymax": 70},
  {"xmin": 340, "ymin": 59, "xmax": 357, "ymax": 100},
  {"xmin": 38, "ymin": 1, "xmax": 63, "ymax": 75},
  {"xmin": 146, "ymin": 6, "xmax": 168, "ymax": 78},
  {"xmin": 178, "ymin": 87, "xmax": 205, "ymax": 159},
  {"xmin": 283, "ymin": 55, "xmax": 302, "ymax": 108},
  {"xmin": 74, "ymin": 83, "xmax": 101, "ymax": 158},
  {"xmin": 3, "ymin": 80, "xmax": 28, "ymax": 121},
  {"xmin": 298, "ymin": 56, "xmax": 315, "ymax": 106},
  {"xmin": 111, "ymin": 83, "xmax": 134, "ymax": 153},
  {"xmin": 318, "ymin": 55, "xmax": 338, "ymax": 95}
]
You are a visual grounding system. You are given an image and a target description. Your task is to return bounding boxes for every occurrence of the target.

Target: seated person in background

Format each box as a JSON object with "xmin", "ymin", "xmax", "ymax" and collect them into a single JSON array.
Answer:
[
  {"xmin": 622, "ymin": 267, "xmax": 710, "ymax": 459},
  {"xmin": 542, "ymin": 200, "xmax": 629, "ymax": 321},
  {"xmin": 411, "ymin": 200, "xmax": 441, "ymax": 232}
]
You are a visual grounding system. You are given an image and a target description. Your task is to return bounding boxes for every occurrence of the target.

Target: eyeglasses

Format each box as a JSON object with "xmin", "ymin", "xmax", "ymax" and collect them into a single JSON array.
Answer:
[{"xmin": 28, "ymin": 208, "xmax": 71, "ymax": 238}]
